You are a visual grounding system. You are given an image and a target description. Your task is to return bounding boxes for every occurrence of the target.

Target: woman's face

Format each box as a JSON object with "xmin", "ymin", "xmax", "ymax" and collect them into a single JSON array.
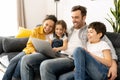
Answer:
[{"xmin": 43, "ymin": 19, "xmax": 55, "ymax": 34}]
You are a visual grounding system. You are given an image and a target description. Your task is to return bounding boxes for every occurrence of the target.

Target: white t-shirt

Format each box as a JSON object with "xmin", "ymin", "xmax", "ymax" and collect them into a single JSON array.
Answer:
[
  {"xmin": 45, "ymin": 34, "xmax": 52, "ymax": 41},
  {"xmin": 87, "ymin": 41, "xmax": 111, "ymax": 58},
  {"xmin": 63, "ymin": 29, "xmax": 83, "ymax": 56}
]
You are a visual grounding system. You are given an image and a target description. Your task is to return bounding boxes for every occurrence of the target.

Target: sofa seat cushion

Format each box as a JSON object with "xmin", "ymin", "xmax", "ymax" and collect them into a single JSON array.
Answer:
[
  {"xmin": 2, "ymin": 37, "xmax": 28, "ymax": 53},
  {"xmin": 0, "ymin": 52, "xmax": 20, "ymax": 61}
]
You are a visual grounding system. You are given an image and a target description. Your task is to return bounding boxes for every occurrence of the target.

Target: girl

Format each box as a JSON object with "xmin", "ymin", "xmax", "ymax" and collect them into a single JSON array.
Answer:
[{"xmin": 49, "ymin": 20, "xmax": 68, "ymax": 57}]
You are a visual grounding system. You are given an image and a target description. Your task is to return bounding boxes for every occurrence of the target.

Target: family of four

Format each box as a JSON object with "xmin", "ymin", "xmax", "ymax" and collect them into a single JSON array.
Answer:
[{"xmin": 3, "ymin": 5, "xmax": 117, "ymax": 80}]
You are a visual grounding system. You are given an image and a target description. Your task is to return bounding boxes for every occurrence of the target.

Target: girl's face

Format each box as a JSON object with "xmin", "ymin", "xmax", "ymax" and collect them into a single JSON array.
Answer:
[
  {"xmin": 55, "ymin": 24, "xmax": 65, "ymax": 38},
  {"xmin": 43, "ymin": 19, "xmax": 55, "ymax": 34},
  {"xmin": 87, "ymin": 28, "xmax": 102, "ymax": 43}
]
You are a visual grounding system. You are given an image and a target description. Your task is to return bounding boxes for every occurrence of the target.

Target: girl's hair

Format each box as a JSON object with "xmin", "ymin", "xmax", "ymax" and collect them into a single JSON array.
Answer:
[
  {"xmin": 54, "ymin": 20, "xmax": 68, "ymax": 39},
  {"xmin": 88, "ymin": 21, "xmax": 106, "ymax": 38}
]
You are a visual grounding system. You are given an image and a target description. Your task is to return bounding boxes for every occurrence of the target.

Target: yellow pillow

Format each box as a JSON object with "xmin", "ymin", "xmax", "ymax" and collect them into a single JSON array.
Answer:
[{"xmin": 15, "ymin": 27, "xmax": 32, "ymax": 38}]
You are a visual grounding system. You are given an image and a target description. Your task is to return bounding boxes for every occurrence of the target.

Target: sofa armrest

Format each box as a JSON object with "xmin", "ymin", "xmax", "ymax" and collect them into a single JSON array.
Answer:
[{"xmin": 2, "ymin": 37, "xmax": 28, "ymax": 53}]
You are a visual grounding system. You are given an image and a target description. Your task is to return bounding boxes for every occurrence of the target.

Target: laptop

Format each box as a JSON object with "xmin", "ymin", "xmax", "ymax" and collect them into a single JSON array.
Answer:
[{"xmin": 31, "ymin": 38, "xmax": 57, "ymax": 58}]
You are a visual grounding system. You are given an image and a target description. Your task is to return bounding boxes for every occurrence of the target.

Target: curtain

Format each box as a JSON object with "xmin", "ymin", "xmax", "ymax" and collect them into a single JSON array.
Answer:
[{"xmin": 17, "ymin": 0, "xmax": 26, "ymax": 28}]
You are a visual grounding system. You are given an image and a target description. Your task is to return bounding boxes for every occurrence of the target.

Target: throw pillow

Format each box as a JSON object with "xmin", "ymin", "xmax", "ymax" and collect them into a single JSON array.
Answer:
[
  {"xmin": 2, "ymin": 37, "xmax": 28, "ymax": 53},
  {"xmin": 15, "ymin": 27, "xmax": 32, "ymax": 38}
]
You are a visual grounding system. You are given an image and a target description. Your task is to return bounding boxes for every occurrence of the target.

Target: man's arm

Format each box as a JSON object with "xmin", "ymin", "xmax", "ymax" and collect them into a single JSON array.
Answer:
[
  {"xmin": 102, "ymin": 35, "xmax": 118, "ymax": 79},
  {"xmin": 102, "ymin": 35, "xmax": 118, "ymax": 60},
  {"xmin": 108, "ymin": 60, "xmax": 117, "ymax": 80}
]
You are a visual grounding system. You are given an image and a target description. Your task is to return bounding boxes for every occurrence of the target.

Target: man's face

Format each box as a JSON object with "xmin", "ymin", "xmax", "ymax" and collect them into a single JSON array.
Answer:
[{"xmin": 71, "ymin": 10, "xmax": 86, "ymax": 29}]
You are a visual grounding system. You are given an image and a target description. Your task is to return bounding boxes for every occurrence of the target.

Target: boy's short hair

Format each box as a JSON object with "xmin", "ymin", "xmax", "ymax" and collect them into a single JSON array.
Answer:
[{"xmin": 88, "ymin": 21, "xmax": 106, "ymax": 38}]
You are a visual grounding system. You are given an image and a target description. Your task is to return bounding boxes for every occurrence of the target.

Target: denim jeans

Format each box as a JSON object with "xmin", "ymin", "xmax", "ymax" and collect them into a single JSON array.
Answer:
[
  {"xmin": 59, "ymin": 71, "xmax": 74, "ymax": 80},
  {"xmin": 20, "ymin": 52, "xmax": 48, "ymax": 80},
  {"xmin": 40, "ymin": 58, "xmax": 74, "ymax": 80},
  {"xmin": 12, "ymin": 58, "xmax": 21, "ymax": 78},
  {"xmin": 59, "ymin": 71, "xmax": 93, "ymax": 80},
  {"xmin": 2, "ymin": 52, "xmax": 25, "ymax": 80},
  {"xmin": 73, "ymin": 47, "xmax": 109, "ymax": 80}
]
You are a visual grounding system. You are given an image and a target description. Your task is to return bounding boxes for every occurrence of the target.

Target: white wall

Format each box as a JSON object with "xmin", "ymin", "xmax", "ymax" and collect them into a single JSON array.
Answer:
[
  {"xmin": 24, "ymin": 0, "xmax": 56, "ymax": 29},
  {"xmin": 24, "ymin": 0, "xmax": 49, "ymax": 29},
  {"xmin": 0, "ymin": 0, "xmax": 17, "ymax": 36},
  {"xmin": 25, "ymin": 0, "xmax": 114, "ymax": 32}
]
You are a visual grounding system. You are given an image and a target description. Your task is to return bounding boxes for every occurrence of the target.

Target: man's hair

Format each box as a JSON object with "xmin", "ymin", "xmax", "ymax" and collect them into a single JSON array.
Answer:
[
  {"xmin": 43, "ymin": 15, "xmax": 57, "ymax": 23},
  {"xmin": 88, "ymin": 21, "xmax": 106, "ymax": 38},
  {"xmin": 71, "ymin": 5, "xmax": 87, "ymax": 17}
]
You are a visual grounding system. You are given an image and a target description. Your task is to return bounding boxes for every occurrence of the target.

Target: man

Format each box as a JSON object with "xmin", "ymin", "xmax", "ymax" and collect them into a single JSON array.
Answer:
[{"xmin": 40, "ymin": 5, "xmax": 117, "ymax": 80}]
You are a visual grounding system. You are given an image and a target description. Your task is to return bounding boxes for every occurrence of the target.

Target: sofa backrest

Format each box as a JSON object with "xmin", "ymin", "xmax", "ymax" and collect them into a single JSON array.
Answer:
[
  {"xmin": 0, "ymin": 37, "xmax": 4, "ymax": 54},
  {"xmin": 106, "ymin": 32, "xmax": 120, "ymax": 61},
  {"xmin": 0, "ymin": 36, "xmax": 28, "ymax": 54}
]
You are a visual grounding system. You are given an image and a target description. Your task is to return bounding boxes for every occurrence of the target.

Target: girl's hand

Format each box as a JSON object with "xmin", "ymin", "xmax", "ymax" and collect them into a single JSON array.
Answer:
[{"xmin": 52, "ymin": 48, "xmax": 59, "ymax": 52}]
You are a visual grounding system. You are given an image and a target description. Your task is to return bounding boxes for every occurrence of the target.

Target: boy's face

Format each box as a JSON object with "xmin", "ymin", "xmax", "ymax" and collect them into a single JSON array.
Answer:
[{"xmin": 87, "ymin": 28, "xmax": 102, "ymax": 43}]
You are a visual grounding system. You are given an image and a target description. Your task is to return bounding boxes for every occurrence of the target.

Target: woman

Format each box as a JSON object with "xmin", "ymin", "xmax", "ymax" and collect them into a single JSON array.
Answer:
[{"xmin": 2, "ymin": 15, "xmax": 57, "ymax": 80}]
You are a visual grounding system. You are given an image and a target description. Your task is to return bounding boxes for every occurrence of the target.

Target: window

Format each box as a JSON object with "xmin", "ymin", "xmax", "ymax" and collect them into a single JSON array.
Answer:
[{"xmin": 0, "ymin": 0, "xmax": 18, "ymax": 36}]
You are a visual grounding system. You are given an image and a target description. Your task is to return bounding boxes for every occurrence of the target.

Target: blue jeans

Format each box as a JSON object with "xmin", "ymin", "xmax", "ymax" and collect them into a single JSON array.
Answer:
[
  {"xmin": 59, "ymin": 71, "xmax": 92, "ymax": 80},
  {"xmin": 73, "ymin": 47, "xmax": 109, "ymax": 80},
  {"xmin": 20, "ymin": 52, "xmax": 48, "ymax": 80},
  {"xmin": 12, "ymin": 58, "xmax": 21, "ymax": 78},
  {"xmin": 59, "ymin": 71, "xmax": 74, "ymax": 80},
  {"xmin": 40, "ymin": 58, "xmax": 74, "ymax": 80},
  {"xmin": 2, "ymin": 52, "xmax": 25, "ymax": 80}
]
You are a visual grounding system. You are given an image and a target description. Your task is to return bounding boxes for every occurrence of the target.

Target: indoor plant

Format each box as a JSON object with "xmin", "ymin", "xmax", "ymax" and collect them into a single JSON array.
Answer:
[{"xmin": 106, "ymin": 0, "xmax": 120, "ymax": 33}]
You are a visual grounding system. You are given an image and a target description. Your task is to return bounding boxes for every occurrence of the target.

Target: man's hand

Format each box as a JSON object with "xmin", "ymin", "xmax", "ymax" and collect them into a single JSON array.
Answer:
[{"xmin": 108, "ymin": 60, "xmax": 117, "ymax": 80}]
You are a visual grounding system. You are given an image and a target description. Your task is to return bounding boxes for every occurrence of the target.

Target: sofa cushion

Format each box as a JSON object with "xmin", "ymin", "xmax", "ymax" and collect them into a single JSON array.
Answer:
[
  {"xmin": 2, "ymin": 37, "xmax": 28, "ymax": 53},
  {"xmin": 0, "ymin": 37, "xmax": 4, "ymax": 54},
  {"xmin": 15, "ymin": 27, "xmax": 32, "ymax": 38},
  {"xmin": 1, "ymin": 52, "xmax": 20, "ymax": 61},
  {"xmin": 106, "ymin": 32, "xmax": 120, "ymax": 48},
  {"xmin": 115, "ymin": 62, "xmax": 120, "ymax": 80},
  {"xmin": 106, "ymin": 32, "xmax": 120, "ymax": 62},
  {"xmin": 115, "ymin": 48, "xmax": 120, "ymax": 62}
]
